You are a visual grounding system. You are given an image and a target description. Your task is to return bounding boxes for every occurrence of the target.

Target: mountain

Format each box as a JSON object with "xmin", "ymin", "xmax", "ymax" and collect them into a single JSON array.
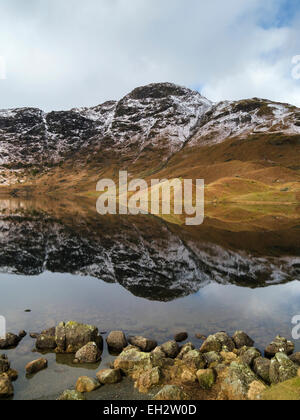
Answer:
[{"xmin": 0, "ymin": 82, "xmax": 300, "ymax": 203}]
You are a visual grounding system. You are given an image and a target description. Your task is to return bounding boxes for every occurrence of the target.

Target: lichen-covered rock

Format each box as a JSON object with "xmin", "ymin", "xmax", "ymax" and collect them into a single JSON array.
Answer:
[
  {"xmin": 182, "ymin": 350, "xmax": 206, "ymax": 371},
  {"xmin": 239, "ymin": 347, "xmax": 261, "ymax": 367},
  {"xmin": 174, "ymin": 332, "xmax": 188, "ymax": 343},
  {"xmin": 265, "ymin": 336, "xmax": 294, "ymax": 358},
  {"xmin": 154, "ymin": 385, "xmax": 190, "ymax": 401},
  {"xmin": 74, "ymin": 342, "xmax": 102, "ymax": 364},
  {"xmin": 247, "ymin": 381, "xmax": 266, "ymax": 400},
  {"xmin": 151, "ymin": 347, "xmax": 174, "ymax": 369},
  {"xmin": 161, "ymin": 341, "xmax": 180, "ymax": 358},
  {"xmin": 290, "ymin": 353, "xmax": 300, "ymax": 366},
  {"xmin": 128, "ymin": 336, "xmax": 157, "ymax": 352},
  {"xmin": 0, "ymin": 333, "xmax": 22, "ymax": 349},
  {"xmin": 57, "ymin": 390, "xmax": 86, "ymax": 400},
  {"xmin": 200, "ymin": 335, "xmax": 222, "ymax": 353},
  {"xmin": 177, "ymin": 343, "xmax": 195, "ymax": 360},
  {"xmin": 253, "ymin": 357, "xmax": 271, "ymax": 384},
  {"xmin": 0, "ymin": 374, "xmax": 14, "ymax": 398},
  {"xmin": 106, "ymin": 331, "xmax": 127, "ymax": 353},
  {"xmin": 75, "ymin": 376, "xmax": 101, "ymax": 393},
  {"xmin": 36, "ymin": 334, "xmax": 57, "ymax": 350},
  {"xmin": 269, "ymin": 353, "xmax": 298, "ymax": 384},
  {"xmin": 114, "ymin": 348, "xmax": 152, "ymax": 376},
  {"xmin": 135, "ymin": 367, "xmax": 163, "ymax": 393},
  {"xmin": 233, "ymin": 331, "xmax": 254, "ymax": 349},
  {"xmin": 197, "ymin": 369, "xmax": 216, "ymax": 390},
  {"xmin": 96, "ymin": 368, "xmax": 122, "ymax": 384},
  {"xmin": 203, "ymin": 351, "xmax": 223, "ymax": 367},
  {"xmin": 55, "ymin": 321, "xmax": 102, "ymax": 354},
  {"xmin": 220, "ymin": 362, "xmax": 259, "ymax": 400},
  {"xmin": 0, "ymin": 355, "xmax": 10, "ymax": 373},
  {"xmin": 25, "ymin": 358, "xmax": 48, "ymax": 375}
]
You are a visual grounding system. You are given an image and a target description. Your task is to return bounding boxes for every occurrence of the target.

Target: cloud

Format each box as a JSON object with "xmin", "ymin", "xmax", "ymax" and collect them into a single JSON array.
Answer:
[{"xmin": 0, "ymin": 0, "xmax": 299, "ymax": 110}]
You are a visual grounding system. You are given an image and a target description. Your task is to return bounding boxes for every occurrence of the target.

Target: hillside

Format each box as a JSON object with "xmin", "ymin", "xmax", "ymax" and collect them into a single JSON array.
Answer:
[{"xmin": 0, "ymin": 82, "xmax": 300, "ymax": 203}]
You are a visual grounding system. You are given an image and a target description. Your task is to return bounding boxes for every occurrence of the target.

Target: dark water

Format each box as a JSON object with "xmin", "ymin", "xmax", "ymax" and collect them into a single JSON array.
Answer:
[{"xmin": 0, "ymin": 197, "xmax": 300, "ymax": 399}]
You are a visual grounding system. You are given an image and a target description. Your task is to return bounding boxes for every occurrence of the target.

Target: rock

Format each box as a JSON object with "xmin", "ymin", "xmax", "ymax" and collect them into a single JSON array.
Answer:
[
  {"xmin": 0, "ymin": 333, "xmax": 21, "ymax": 349},
  {"xmin": 154, "ymin": 385, "xmax": 190, "ymax": 401},
  {"xmin": 114, "ymin": 348, "xmax": 152, "ymax": 375},
  {"xmin": 233, "ymin": 331, "xmax": 254, "ymax": 349},
  {"xmin": 203, "ymin": 351, "xmax": 223, "ymax": 367},
  {"xmin": 0, "ymin": 374, "xmax": 14, "ymax": 398},
  {"xmin": 195, "ymin": 334, "xmax": 207, "ymax": 341},
  {"xmin": 253, "ymin": 357, "xmax": 271, "ymax": 384},
  {"xmin": 200, "ymin": 335, "xmax": 222, "ymax": 353},
  {"xmin": 290, "ymin": 353, "xmax": 300, "ymax": 366},
  {"xmin": 239, "ymin": 347, "xmax": 261, "ymax": 367},
  {"xmin": 197, "ymin": 369, "xmax": 216, "ymax": 390},
  {"xmin": 174, "ymin": 332, "xmax": 188, "ymax": 343},
  {"xmin": 220, "ymin": 351, "xmax": 238, "ymax": 365},
  {"xmin": 261, "ymin": 377, "xmax": 300, "ymax": 400},
  {"xmin": 55, "ymin": 321, "xmax": 102, "ymax": 354},
  {"xmin": 247, "ymin": 381, "xmax": 266, "ymax": 400},
  {"xmin": 0, "ymin": 355, "xmax": 10, "ymax": 373},
  {"xmin": 25, "ymin": 358, "xmax": 48, "ymax": 375},
  {"xmin": 135, "ymin": 367, "xmax": 163, "ymax": 393},
  {"xmin": 74, "ymin": 342, "xmax": 102, "ymax": 364},
  {"xmin": 182, "ymin": 350, "xmax": 206, "ymax": 371},
  {"xmin": 75, "ymin": 376, "xmax": 101, "ymax": 393},
  {"xmin": 151, "ymin": 347, "xmax": 174, "ymax": 369},
  {"xmin": 161, "ymin": 341, "xmax": 180, "ymax": 358},
  {"xmin": 269, "ymin": 353, "xmax": 298, "ymax": 384},
  {"xmin": 30, "ymin": 333, "xmax": 40, "ymax": 339},
  {"xmin": 128, "ymin": 336, "xmax": 157, "ymax": 352},
  {"xmin": 6, "ymin": 369, "xmax": 18, "ymax": 382},
  {"xmin": 57, "ymin": 390, "xmax": 86, "ymax": 400},
  {"xmin": 220, "ymin": 362, "xmax": 259, "ymax": 400},
  {"xmin": 36, "ymin": 334, "xmax": 57, "ymax": 350},
  {"xmin": 177, "ymin": 343, "xmax": 195, "ymax": 360},
  {"xmin": 214, "ymin": 332, "xmax": 235, "ymax": 352},
  {"xmin": 265, "ymin": 336, "xmax": 294, "ymax": 358},
  {"xmin": 96, "ymin": 368, "xmax": 122, "ymax": 384},
  {"xmin": 18, "ymin": 330, "xmax": 27, "ymax": 339},
  {"xmin": 106, "ymin": 331, "xmax": 127, "ymax": 353},
  {"xmin": 181, "ymin": 369, "xmax": 197, "ymax": 383}
]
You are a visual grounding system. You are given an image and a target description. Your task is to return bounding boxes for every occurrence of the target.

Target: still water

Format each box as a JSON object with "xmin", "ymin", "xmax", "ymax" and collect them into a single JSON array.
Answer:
[{"xmin": 0, "ymin": 197, "xmax": 300, "ymax": 399}]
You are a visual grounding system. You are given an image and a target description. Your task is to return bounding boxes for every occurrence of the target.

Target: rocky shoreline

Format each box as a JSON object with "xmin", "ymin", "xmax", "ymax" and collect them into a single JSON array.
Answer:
[{"xmin": 1, "ymin": 321, "xmax": 300, "ymax": 400}]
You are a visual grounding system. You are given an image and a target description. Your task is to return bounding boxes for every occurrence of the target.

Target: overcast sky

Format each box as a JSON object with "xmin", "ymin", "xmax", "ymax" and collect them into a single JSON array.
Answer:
[{"xmin": 0, "ymin": 0, "xmax": 300, "ymax": 111}]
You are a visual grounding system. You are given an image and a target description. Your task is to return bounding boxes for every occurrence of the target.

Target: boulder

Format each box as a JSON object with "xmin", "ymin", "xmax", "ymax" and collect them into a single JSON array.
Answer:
[
  {"xmin": 76, "ymin": 376, "xmax": 101, "ymax": 393},
  {"xmin": 182, "ymin": 350, "xmax": 206, "ymax": 371},
  {"xmin": 290, "ymin": 353, "xmax": 300, "ymax": 366},
  {"xmin": 239, "ymin": 347, "xmax": 261, "ymax": 367},
  {"xmin": 197, "ymin": 369, "xmax": 216, "ymax": 390},
  {"xmin": 135, "ymin": 367, "xmax": 163, "ymax": 393},
  {"xmin": 269, "ymin": 353, "xmax": 298, "ymax": 384},
  {"xmin": 220, "ymin": 362, "xmax": 259, "ymax": 400},
  {"xmin": 0, "ymin": 374, "xmax": 14, "ymax": 398},
  {"xmin": 265, "ymin": 336, "xmax": 294, "ymax": 358},
  {"xmin": 200, "ymin": 333, "xmax": 235, "ymax": 354},
  {"xmin": 74, "ymin": 342, "xmax": 102, "ymax": 364},
  {"xmin": 96, "ymin": 368, "xmax": 122, "ymax": 384},
  {"xmin": 25, "ymin": 358, "xmax": 48, "ymax": 375},
  {"xmin": 57, "ymin": 390, "xmax": 86, "ymax": 400},
  {"xmin": 220, "ymin": 351, "xmax": 238, "ymax": 365},
  {"xmin": 0, "ymin": 333, "xmax": 21, "ymax": 349},
  {"xmin": 177, "ymin": 342, "xmax": 195, "ymax": 360},
  {"xmin": 214, "ymin": 332, "xmax": 235, "ymax": 352},
  {"xmin": 253, "ymin": 357, "xmax": 271, "ymax": 384},
  {"xmin": 6, "ymin": 369, "xmax": 18, "ymax": 382},
  {"xmin": 161, "ymin": 341, "xmax": 180, "ymax": 358},
  {"xmin": 203, "ymin": 351, "xmax": 223, "ymax": 367},
  {"xmin": 128, "ymin": 336, "xmax": 157, "ymax": 352},
  {"xmin": 154, "ymin": 385, "xmax": 190, "ymax": 401},
  {"xmin": 174, "ymin": 332, "xmax": 188, "ymax": 343},
  {"xmin": 232, "ymin": 331, "xmax": 254, "ymax": 349},
  {"xmin": 0, "ymin": 355, "xmax": 10, "ymax": 374},
  {"xmin": 114, "ymin": 348, "xmax": 152, "ymax": 375},
  {"xmin": 151, "ymin": 347, "xmax": 174, "ymax": 369},
  {"xmin": 55, "ymin": 321, "xmax": 102, "ymax": 354},
  {"xmin": 106, "ymin": 331, "xmax": 127, "ymax": 353},
  {"xmin": 36, "ymin": 334, "xmax": 57, "ymax": 351}
]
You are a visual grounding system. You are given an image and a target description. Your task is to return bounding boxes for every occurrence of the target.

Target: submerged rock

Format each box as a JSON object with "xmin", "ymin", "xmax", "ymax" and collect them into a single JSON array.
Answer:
[
  {"xmin": 25, "ymin": 358, "xmax": 48, "ymax": 375},
  {"xmin": 154, "ymin": 385, "xmax": 190, "ymax": 401},
  {"xmin": 269, "ymin": 353, "xmax": 298, "ymax": 384},
  {"xmin": 106, "ymin": 331, "xmax": 127, "ymax": 353},
  {"xmin": 96, "ymin": 368, "xmax": 122, "ymax": 384},
  {"xmin": 74, "ymin": 342, "xmax": 102, "ymax": 364},
  {"xmin": 76, "ymin": 376, "xmax": 101, "ymax": 393},
  {"xmin": 265, "ymin": 336, "xmax": 294, "ymax": 358},
  {"xmin": 57, "ymin": 390, "xmax": 86, "ymax": 400},
  {"xmin": 128, "ymin": 336, "xmax": 157, "ymax": 352}
]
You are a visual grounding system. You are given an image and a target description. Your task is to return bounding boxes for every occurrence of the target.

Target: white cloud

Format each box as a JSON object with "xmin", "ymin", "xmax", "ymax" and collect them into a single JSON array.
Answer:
[{"xmin": 0, "ymin": 0, "xmax": 299, "ymax": 110}]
